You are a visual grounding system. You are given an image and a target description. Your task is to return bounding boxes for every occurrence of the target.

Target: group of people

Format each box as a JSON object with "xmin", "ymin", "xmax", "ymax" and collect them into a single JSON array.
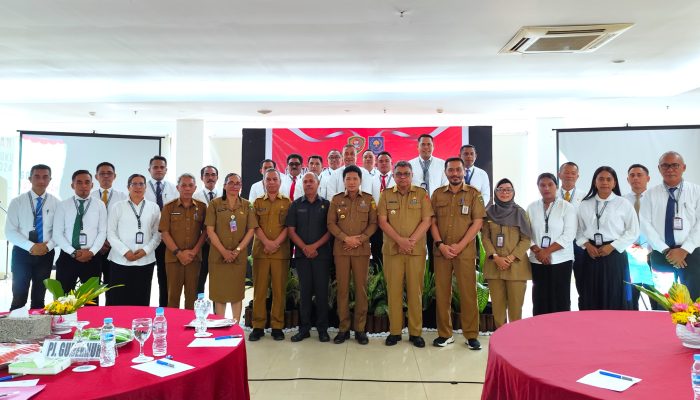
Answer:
[{"xmin": 6, "ymin": 134, "xmax": 699, "ymax": 351}]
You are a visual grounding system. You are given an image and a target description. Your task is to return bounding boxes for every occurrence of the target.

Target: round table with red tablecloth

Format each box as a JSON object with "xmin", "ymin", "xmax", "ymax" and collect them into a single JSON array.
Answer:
[
  {"xmin": 29, "ymin": 306, "xmax": 249, "ymax": 400},
  {"xmin": 482, "ymin": 310, "xmax": 696, "ymax": 399}
]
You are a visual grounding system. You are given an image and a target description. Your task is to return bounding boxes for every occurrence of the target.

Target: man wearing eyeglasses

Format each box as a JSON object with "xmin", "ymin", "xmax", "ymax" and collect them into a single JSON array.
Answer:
[
  {"xmin": 319, "ymin": 150, "xmax": 342, "ymax": 199},
  {"xmin": 640, "ymin": 151, "xmax": 700, "ymax": 299},
  {"xmin": 281, "ymin": 154, "xmax": 304, "ymax": 201}
]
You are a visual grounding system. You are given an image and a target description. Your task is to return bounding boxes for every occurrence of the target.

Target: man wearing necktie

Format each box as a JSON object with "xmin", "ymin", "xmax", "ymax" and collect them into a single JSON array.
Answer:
[
  {"xmin": 5, "ymin": 164, "xmax": 59, "ymax": 310},
  {"xmin": 460, "ymin": 144, "xmax": 491, "ymax": 205},
  {"xmin": 558, "ymin": 161, "xmax": 586, "ymax": 308},
  {"xmin": 91, "ymin": 162, "xmax": 127, "ymax": 285},
  {"xmin": 371, "ymin": 151, "xmax": 394, "ymax": 267},
  {"xmin": 193, "ymin": 165, "xmax": 220, "ymax": 295},
  {"xmin": 145, "ymin": 155, "xmax": 178, "ymax": 307},
  {"xmin": 284, "ymin": 154, "xmax": 304, "ymax": 200},
  {"xmin": 641, "ymin": 151, "xmax": 700, "ymax": 299},
  {"xmin": 54, "ymin": 170, "xmax": 107, "ymax": 299}
]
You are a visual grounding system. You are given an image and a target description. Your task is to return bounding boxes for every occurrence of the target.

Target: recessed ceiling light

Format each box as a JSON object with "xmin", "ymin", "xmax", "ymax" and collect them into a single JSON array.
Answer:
[
  {"xmin": 612, "ymin": 59, "xmax": 626, "ymax": 64},
  {"xmin": 257, "ymin": 109, "xmax": 272, "ymax": 115}
]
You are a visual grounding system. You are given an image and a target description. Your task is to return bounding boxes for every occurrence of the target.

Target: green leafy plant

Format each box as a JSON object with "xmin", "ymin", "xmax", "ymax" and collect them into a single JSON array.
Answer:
[
  {"xmin": 285, "ymin": 268, "xmax": 300, "ymax": 309},
  {"xmin": 43, "ymin": 277, "xmax": 121, "ymax": 315},
  {"xmin": 422, "ymin": 259, "xmax": 435, "ymax": 311}
]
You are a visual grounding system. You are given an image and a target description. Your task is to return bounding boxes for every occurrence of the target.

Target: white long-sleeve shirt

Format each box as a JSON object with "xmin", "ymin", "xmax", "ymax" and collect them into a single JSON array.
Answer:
[
  {"xmin": 371, "ymin": 172, "xmax": 395, "ymax": 203},
  {"xmin": 5, "ymin": 191, "xmax": 60, "ymax": 252},
  {"xmin": 557, "ymin": 186, "xmax": 586, "ymax": 210},
  {"xmin": 280, "ymin": 173, "xmax": 304, "ymax": 200},
  {"xmin": 465, "ymin": 165, "xmax": 491, "ymax": 205},
  {"xmin": 53, "ymin": 196, "xmax": 107, "ymax": 255},
  {"xmin": 526, "ymin": 198, "xmax": 577, "ymax": 264},
  {"xmin": 409, "ymin": 156, "xmax": 448, "ymax": 197},
  {"xmin": 576, "ymin": 193, "xmax": 639, "ymax": 253},
  {"xmin": 318, "ymin": 167, "xmax": 340, "ymax": 199},
  {"xmin": 107, "ymin": 199, "xmax": 161, "ymax": 266},
  {"xmin": 640, "ymin": 181, "xmax": 700, "ymax": 254},
  {"xmin": 192, "ymin": 187, "xmax": 221, "ymax": 205},
  {"xmin": 90, "ymin": 187, "xmax": 128, "ymax": 214},
  {"xmin": 145, "ymin": 179, "xmax": 178, "ymax": 208},
  {"xmin": 324, "ymin": 166, "xmax": 373, "ymax": 198}
]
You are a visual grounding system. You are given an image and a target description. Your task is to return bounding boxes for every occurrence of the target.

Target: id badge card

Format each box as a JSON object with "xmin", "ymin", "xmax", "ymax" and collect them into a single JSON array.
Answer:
[
  {"xmin": 135, "ymin": 231, "xmax": 144, "ymax": 244},
  {"xmin": 594, "ymin": 233, "xmax": 603, "ymax": 247},
  {"xmin": 496, "ymin": 234, "xmax": 505, "ymax": 248},
  {"xmin": 540, "ymin": 236, "xmax": 551, "ymax": 248},
  {"xmin": 230, "ymin": 217, "xmax": 238, "ymax": 232},
  {"xmin": 674, "ymin": 217, "xmax": 683, "ymax": 230},
  {"xmin": 79, "ymin": 233, "xmax": 88, "ymax": 246},
  {"xmin": 461, "ymin": 205, "xmax": 469, "ymax": 215},
  {"xmin": 28, "ymin": 229, "xmax": 38, "ymax": 243}
]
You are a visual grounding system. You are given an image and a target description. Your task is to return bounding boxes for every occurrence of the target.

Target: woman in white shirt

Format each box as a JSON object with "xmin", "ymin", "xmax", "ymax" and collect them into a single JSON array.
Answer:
[
  {"xmin": 576, "ymin": 166, "xmax": 639, "ymax": 310},
  {"xmin": 527, "ymin": 173, "xmax": 577, "ymax": 315}
]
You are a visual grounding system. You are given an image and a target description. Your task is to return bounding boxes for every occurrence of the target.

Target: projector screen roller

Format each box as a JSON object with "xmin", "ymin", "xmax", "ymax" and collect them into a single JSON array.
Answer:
[
  {"xmin": 557, "ymin": 126, "xmax": 700, "ymax": 194},
  {"xmin": 19, "ymin": 131, "xmax": 163, "ymax": 200}
]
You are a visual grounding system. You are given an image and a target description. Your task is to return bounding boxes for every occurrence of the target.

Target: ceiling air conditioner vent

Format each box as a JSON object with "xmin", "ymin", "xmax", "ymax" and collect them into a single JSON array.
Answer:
[{"xmin": 499, "ymin": 24, "xmax": 633, "ymax": 54}]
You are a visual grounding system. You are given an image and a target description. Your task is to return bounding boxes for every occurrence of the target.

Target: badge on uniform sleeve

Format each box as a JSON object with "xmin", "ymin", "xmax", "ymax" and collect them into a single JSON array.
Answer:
[
  {"xmin": 496, "ymin": 234, "xmax": 505, "ymax": 248},
  {"xmin": 674, "ymin": 217, "xmax": 683, "ymax": 230}
]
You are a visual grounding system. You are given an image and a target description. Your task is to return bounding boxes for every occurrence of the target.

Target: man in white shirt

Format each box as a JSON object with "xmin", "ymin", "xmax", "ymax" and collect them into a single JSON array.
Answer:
[
  {"xmin": 307, "ymin": 155, "xmax": 324, "ymax": 177},
  {"xmin": 281, "ymin": 154, "xmax": 304, "ymax": 201},
  {"xmin": 409, "ymin": 134, "xmax": 447, "ymax": 198},
  {"xmin": 326, "ymin": 144, "xmax": 373, "ymax": 197},
  {"xmin": 370, "ymin": 151, "xmax": 394, "ymax": 265},
  {"xmin": 145, "ymin": 155, "xmax": 178, "ymax": 307},
  {"xmin": 90, "ymin": 161, "xmax": 127, "ymax": 285},
  {"xmin": 460, "ymin": 144, "xmax": 491, "ymax": 205},
  {"xmin": 319, "ymin": 150, "xmax": 342, "ymax": 199},
  {"xmin": 5, "ymin": 164, "xmax": 59, "ymax": 310},
  {"xmin": 193, "ymin": 165, "xmax": 220, "ymax": 204},
  {"xmin": 623, "ymin": 164, "xmax": 654, "ymax": 309},
  {"xmin": 106, "ymin": 173, "xmax": 162, "ymax": 306},
  {"xmin": 249, "ymin": 159, "xmax": 287, "ymax": 201},
  {"xmin": 362, "ymin": 150, "xmax": 378, "ymax": 177},
  {"xmin": 558, "ymin": 161, "xmax": 586, "ymax": 309},
  {"xmin": 54, "ymin": 170, "xmax": 107, "ymax": 299},
  {"xmin": 192, "ymin": 165, "xmax": 220, "ymax": 295},
  {"xmin": 641, "ymin": 151, "xmax": 700, "ymax": 299}
]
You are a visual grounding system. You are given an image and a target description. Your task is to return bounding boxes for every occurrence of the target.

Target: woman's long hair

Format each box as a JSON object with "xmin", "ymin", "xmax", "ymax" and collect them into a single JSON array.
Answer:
[{"xmin": 582, "ymin": 166, "xmax": 621, "ymax": 200}]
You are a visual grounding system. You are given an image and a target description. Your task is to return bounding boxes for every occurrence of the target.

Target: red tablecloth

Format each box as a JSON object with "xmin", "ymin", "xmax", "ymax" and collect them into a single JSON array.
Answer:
[
  {"xmin": 28, "ymin": 306, "xmax": 249, "ymax": 400},
  {"xmin": 482, "ymin": 310, "xmax": 696, "ymax": 400}
]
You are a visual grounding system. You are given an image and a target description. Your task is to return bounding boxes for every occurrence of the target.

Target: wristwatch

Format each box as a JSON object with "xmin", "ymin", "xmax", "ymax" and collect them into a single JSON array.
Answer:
[
  {"xmin": 173, "ymin": 248, "xmax": 181, "ymax": 256},
  {"xmin": 434, "ymin": 241, "xmax": 443, "ymax": 248},
  {"xmin": 71, "ymin": 250, "xmax": 78, "ymax": 258}
]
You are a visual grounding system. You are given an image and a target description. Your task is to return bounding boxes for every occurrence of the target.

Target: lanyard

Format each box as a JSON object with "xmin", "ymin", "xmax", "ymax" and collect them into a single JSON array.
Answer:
[
  {"xmin": 73, "ymin": 197, "xmax": 92, "ymax": 231},
  {"xmin": 543, "ymin": 200, "xmax": 555, "ymax": 234},
  {"xmin": 561, "ymin": 187, "xmax": 575, "ymax": 201},
  {"xmin": 149, "ymin": 181, "xmax": 166, "ymax": 196},
  {"xmin": 28, "ymin": 192, "xmax": 45, "ymax": 228},
  {"xmin": 99, "ymin": 189, "xmax": 113, "ymax": 206},
  {"xmin": 128, "ymin": 200, "xmax": 146, "ymax": 230},
  {"xmin": 666, "ymin": 181, "xmax": 683, "ymax": 215},
  {"xmin": 595, "ymin": 200, "xmax": 609, "ymax": 231}
]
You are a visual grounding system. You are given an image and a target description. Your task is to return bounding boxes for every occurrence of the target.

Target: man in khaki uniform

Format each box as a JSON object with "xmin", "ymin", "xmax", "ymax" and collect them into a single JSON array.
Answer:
[
  {"xmin": 378, "ymin": 161, "xmax": 434, "ymax": 348},
  {"xmin": 327, "ymin": 165, "xmax": 377, "ymax": 345},
  {"xmin": 159, "ymin": 173, "xmax": 207, "ymax": 310},
  {"xmin": 430, "ymin": 158, "xmax": 485, "ymax": 350},
  {"xmin": 250, "ymin": 169, "xmax": 291, "ymax": 341}
]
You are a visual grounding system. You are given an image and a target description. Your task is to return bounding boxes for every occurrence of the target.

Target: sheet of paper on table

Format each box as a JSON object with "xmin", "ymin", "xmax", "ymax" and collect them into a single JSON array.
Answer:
[
  {"xmin": 187, "ymin": 338, "xmax": 242, "ymax": 347},
  {"xmin": 0, "ymin": 384, "xmax": 45, "ymax": 399},
  {"xmin": 0, "ymin": 379, "xmax": 40, "ymax": 387},
  {"xmin": 577, "ymin": 369, "xmax": 641, "ymax": 392},
  {"xmin": 131, "ymin": 359, "xmax": 194, "ymax": 378}
]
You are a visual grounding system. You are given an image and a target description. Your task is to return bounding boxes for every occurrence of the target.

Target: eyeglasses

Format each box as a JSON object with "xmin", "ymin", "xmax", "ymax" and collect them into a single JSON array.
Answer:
[
  {"xmin": 288, "ymin": 162, "xmax": 301, "ymax": 167},
  {"xmin": 129, "ymin": 182, "xmax": 146, "ymax": 187},
  {"xmin": 495, "ymin": 188, "xmax": 513, "ymax": 193},
  {"xmin": 659, "ymin": 163, "xmax": 682, "ymax": 170},
  {"xmin": 394, "ymin": 172, "xmax": 412, "ymax": 178},
  {"xmin": 226, "ymin": 181, "xmax": 242, "ymax": 186}
]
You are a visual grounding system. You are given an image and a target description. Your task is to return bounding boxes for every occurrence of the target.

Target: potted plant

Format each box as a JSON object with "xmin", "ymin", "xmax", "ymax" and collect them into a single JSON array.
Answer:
[{"xmin": 43, "ymin": 277, "xmax": 120, "ymax": 333}]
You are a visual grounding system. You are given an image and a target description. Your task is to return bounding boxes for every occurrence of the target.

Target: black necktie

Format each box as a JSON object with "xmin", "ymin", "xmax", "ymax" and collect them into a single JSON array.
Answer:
[
  {"xmin": 208, "ymin": 191, "xmax": 214, "ymax": 201},
  {"xmin": 665, "ymin": 187, "xmax": 677, "ymax": 247},
  {"xmin": 156, "ymin": 181, "xmax": 163, "ymax": 210}
]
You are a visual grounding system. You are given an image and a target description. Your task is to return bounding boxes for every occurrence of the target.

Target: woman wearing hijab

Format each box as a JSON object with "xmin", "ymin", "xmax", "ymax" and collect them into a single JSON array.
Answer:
[
  {"xmin": 482, "ymin": 178, "xmax": 532, "ymax": 328},
  {"xmin": 527, "ymin": 173, "xmax": 577, "ymax": 315},
  {"xmin": 576, "ymin": 166, "xmax": 639, "ymax": 310}
]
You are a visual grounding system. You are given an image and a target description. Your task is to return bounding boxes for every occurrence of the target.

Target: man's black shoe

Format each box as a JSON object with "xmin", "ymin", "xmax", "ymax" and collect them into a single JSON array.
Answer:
[
  {"xmin": 249, "ymin": 328, "xmax": 264, "ymax": 341},
  {"xmin": 409, "ymin": 335, "xmax": 425, "ymax": 348},
  {"xmin": 333, "ymin": 331, "xmax": 350, "ymax": 344},
  {"xmin": 355, "ymin": 332, "xmax": 369, "ymax": 345},
  {"xmin": 271, "ymin": 329, "xmax": 285, "ymax": 341},
  {"xmin": 318, "ymin": 331, "xmax": 330, "ymax": 342},
  {"xmin": 291, "ymin": 331, "xmax": 310, "ymax": 342},
  {"xmin": 385, "ymin": 334, "xmax": 402, "ymax": 346}
]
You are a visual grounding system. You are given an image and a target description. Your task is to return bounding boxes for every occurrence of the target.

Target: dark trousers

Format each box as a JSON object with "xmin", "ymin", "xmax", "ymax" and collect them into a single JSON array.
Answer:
[
  {"xmin": 196, "ymin": 243, "xmax": 210, "ymax": 295},
  {"xmin": 155, "ymin": 242, "xmax": 167, "ymax": 307},
  {"xmin": 426, "ymin": 231, "xmax": 435, "ymax": 272},
  {"xmin": 106, "ymin": 261, "xmax": 155, "ymax": 306},
  {"xmin": 55, "ymin": 251, "xmax": 101, "ymax": 303},
  {"xmin": 678, "ymin": 248, "xmax": 700, "ymax": 300},
  {"xmin": 10, "ymin": 247, "xmax": 54, "ymax": 310},
  {"xmin": 96, "ymin": 250, "xmax": 110, "ymax": 285},
  {"xmin": 531, "ymin": 260, "xmax": 573, "ymax": 316},
  {"xmin": 296, "ymin": 257, "xmax": 330, "ymax": 333},
  {"xmin": 572, "ymin": 241, "xmax": 584, "ymax": 309},
  {"xmin": 370, "ymin": 230, "xmax": 384, "ymax": 268}
]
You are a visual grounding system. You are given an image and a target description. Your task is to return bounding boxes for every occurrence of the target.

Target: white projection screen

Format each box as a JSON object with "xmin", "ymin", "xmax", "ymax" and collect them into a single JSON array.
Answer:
[
  {"xmin": 19, "ymin": 131, "xmax": 163, "ymax": 200},
  {"xmin": 557, "ymin": 126, "xmax": 700, "ymax": 194}
]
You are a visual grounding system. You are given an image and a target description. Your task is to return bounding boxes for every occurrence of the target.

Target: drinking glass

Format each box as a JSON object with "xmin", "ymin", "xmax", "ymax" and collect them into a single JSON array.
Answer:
[
  {"xmin": 131, "ymin": 318, "xmax": 154, "ymax": 363},
  {"xmin": 69, "ymin": 321, "xmax": 96, "ymax": 372}
]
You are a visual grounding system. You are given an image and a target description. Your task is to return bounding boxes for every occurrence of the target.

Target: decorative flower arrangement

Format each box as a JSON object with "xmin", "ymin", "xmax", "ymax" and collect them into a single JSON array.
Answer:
[
  {"xmin": 631, "ymin": 282, "xmax": 700, "ymax": 330},
  {"xmin": 43, "ymin": 277, "xmax": 121, "ymax": 315}
]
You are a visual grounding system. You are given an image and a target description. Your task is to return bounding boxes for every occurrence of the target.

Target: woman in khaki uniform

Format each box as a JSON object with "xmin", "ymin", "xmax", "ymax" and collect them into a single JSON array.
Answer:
[
  {"xmin": 205, "ymin": 173, "xmax": 257, "ymax": 320},
  {"xmin": 482, "ymin": 178, "xmax": 532, "ymax": 329}
]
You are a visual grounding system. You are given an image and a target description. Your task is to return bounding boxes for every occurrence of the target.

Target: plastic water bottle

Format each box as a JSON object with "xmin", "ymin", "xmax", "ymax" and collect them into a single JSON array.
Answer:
[
  {"xmin": 152, "ymin": 307, "xmax": 168, "ymax": 357},
  {"xmin": 194, "ymin": 293, "xmax": 210, "ymax": 336},
  {"xmin": 99, "ymin": 317, "xmax": 116, "ymax": 367},
  {"xmin": 693, "ymin": 354, "xmax": 700, "ymax": 399}
]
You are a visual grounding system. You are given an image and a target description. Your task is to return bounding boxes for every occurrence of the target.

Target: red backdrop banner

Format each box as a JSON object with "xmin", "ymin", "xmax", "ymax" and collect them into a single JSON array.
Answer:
[{"xmin": 270, "ymin": 126, "xmax": 464, "ymax": 168}]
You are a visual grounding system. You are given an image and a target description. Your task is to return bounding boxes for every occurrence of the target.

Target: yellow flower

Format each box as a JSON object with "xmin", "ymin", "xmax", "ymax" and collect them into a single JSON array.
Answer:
[{"xmin": 673, "ymin": 312, "xmax": 692, "ymax": 325}]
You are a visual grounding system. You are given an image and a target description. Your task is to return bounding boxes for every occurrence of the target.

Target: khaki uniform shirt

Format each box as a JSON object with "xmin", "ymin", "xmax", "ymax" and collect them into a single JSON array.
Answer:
[
  {"xmin": 482, "ymin": 220, "xmax": 532, "ymax": 280},
  {"xmin": 205, "ymin": 197, "xmax": 258, "ymax": 263},
  {"xmin": 378, "ymin": 185, "xmax": 434, "ymax": 256},
  {"xmin": 159, "ymin": 198, "xmax": 207, "ymax": 263},
  {"xmin": 327, "ymin": 191, "xmax": 377, "ymax": 256},
  {"xmin": 252, "ymin": 193, "xmax": 291, "ymax": 259},
  {"xmin": 431, "ymin": 184, "xmax": 486, "ymax": 260}
]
